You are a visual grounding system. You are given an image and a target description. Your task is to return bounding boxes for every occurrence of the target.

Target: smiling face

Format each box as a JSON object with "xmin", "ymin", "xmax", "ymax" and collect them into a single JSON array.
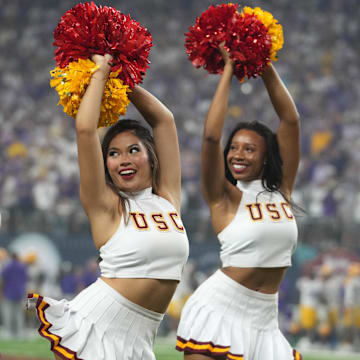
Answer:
[
  {"xmin": 106, "ymin": 131, "xmax": 152, "ymax": 192},
  {"xmin": 226, "ymin": 129, "xmax": 266, "ymax": 182}
]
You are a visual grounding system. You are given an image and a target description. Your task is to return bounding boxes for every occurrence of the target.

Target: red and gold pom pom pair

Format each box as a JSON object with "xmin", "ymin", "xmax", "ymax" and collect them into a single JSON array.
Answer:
[
  {"xmin": 50, "ymin": 2, "xmax": 152, "ymax": 127},
  {"xmin": 51, "ymin": 3, "xmax": 283, "ymax": 127}
]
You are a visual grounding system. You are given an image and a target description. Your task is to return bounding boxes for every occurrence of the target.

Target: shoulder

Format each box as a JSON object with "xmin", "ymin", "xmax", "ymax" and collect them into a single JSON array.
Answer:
[
  {"xmin": 208, "ymin": 181, "xmax": 242, "ymax": 234},
  {"xmin": 209, "ymin": 181, "xmax": 242, "ymax": 210},
  {"xmin": 155, "ymin": 189, "xmax": 181, "ymax": 213},
  {"xmin": 81, "ymin": 184, "xmax": 120, "ymax": 218}
]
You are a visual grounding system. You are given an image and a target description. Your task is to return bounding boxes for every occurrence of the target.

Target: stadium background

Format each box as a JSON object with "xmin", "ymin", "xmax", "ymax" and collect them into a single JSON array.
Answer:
[{"xmin": 0, "ymin": 0, "xmax": 359, "ymax": 359}]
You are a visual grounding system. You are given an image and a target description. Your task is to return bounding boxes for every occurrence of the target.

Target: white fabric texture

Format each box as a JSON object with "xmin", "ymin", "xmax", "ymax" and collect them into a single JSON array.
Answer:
[
  {"xmin": 219, "ymin": 180, "xmax": 298, "ymax": 268},
  {"xmin": 27, "ymin": 278, "xmax": 163, "ymax": 360},
  {"xmin": 177, "ymin": 270, "xmax": 301, "ymax": 360},
  {"xmin": 99, "ymin": 187, "xmax": 189, "ymax": 281}
]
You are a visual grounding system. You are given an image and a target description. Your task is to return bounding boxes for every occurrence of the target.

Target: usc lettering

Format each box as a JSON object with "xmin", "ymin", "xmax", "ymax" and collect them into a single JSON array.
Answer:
[
  {"xmin": 265, "ymin": 203, "xmax": 281, "ymax": 221},
  {"xmin": 281, "ymin": 202, "xmax": 294, "ymax": 219},
  {"xmin": 151, "ymin": 213, "xmax": 170, "ymax": 231},
  {"xmin": 245, "ymin": 203, "xmax": 263, "ymax": 221},
  {"xmin": 245, "ymin": 202, "xmax": 294, "ymax": 222},
  {"xmin": 169, "ymin": 212, "xmax": 185, "ymax": 232},
  {"xmin": 130, "ymin": 212, "xmax": 149, "ymax": 230},
  {"xmin": 130, "ymin": 212, "xmax": 184, "ymax": 232}
]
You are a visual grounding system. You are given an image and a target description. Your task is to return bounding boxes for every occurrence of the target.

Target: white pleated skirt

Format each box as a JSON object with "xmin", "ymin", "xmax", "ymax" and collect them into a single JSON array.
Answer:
[
  {"xmin": 176, "ymin": 270, "xmax": 302, "ymax": 360},
  {"xmin": 27, "ymin": 278, "xmax": 163, "ymax": 360}
]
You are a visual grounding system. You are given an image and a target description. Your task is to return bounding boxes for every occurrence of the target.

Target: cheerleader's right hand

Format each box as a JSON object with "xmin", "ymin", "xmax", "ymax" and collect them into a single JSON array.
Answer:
[
  {"xmin": 219, "ymin": 42, "xmax": 233, "ymax": 67},
  {"xmin": 91, "ymin": 54, "xmax": 113, "ymax": 80}
]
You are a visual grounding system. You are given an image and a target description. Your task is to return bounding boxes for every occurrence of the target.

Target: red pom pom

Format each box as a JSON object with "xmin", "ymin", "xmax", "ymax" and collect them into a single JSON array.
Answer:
[
  {"xmin": 53, "ymin": 2, "xmax": 152, "ymax": 88},
  {"xmin": 228, "ymin": 13, "xmax": 271, "ymax": 81},
  {"xmin": 185, "ymin": 4, "xmax": 272, "ymax": 81},
  {"xmin": 184, "ymin": 3, "xmax": 238, "ymax": 74}
]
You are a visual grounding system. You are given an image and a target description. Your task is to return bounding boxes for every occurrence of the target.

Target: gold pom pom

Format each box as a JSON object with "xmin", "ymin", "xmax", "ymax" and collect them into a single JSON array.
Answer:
[
  {"xmin": 242, "ymin": 6, "xmax": 284, "ymax": 61},
  {"xmin": 50, "ymin": 59, "xmax": 130, "ymax": 128}
]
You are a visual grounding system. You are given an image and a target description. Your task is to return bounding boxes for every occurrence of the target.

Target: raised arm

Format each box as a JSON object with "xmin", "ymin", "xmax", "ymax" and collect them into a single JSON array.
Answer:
[
  {"xmin": 76, "ymin": 54, "xmax": 115, "ymax": 214},
  {"xmin": 202, "ymin": 45, "xmax": 234, "ymax": 205},
  {"xmin": 261, "ymin": 64, "xmax": 300, "ymax": 196},
  {"xmin": 128, "ymin": 86, "xmax": 181, "ymax": 210}
]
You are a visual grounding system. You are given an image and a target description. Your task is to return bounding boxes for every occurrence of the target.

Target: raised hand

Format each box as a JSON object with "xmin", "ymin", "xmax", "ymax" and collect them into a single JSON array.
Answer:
[
  {"xmin": 91, "ymin": 54, "xmax": 113, "ymax": 80},
  {"xmin": 219, "ymin": 42, "xmax": 233, "ymax": 67}
]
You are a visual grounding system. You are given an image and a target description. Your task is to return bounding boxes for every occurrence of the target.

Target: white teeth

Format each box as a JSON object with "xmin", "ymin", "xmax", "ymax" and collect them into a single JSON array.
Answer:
[
  {"xmin": 120, "ymin": 170, "xmax": 135, "ymax": 175},
  {"xmin": 233, "ymin": 164, "xmax": 246, "ymax": 169}
]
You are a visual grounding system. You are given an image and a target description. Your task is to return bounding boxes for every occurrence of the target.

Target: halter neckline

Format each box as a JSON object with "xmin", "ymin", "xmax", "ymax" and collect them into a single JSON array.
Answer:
[
  {"xmin": 120, "ymin": 187, "xmax": 153, "ymax": 200},
  {"xmin": 236, "ymin": 179, "xmax": 264, "ymax": 193}
]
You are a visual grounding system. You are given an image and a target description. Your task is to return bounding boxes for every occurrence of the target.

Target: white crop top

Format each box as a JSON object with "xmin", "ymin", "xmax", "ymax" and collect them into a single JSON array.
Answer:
[
  {"xmin": 99, "ymin": 187, "xmax": 189, "ymax": 281},
  {"xmin": 218, "ymin": 180, "xmax": 297, "ymax": 268}
]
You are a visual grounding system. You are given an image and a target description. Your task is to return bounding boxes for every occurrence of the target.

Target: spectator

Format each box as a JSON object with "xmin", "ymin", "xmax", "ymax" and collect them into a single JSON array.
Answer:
[
  {"xmin": 0, "ymin": 251, "xmax": 27, "ymax": 339},
  {"xmin": 58, "ymin": 261, "xmax": 80, "ymax": 299}
]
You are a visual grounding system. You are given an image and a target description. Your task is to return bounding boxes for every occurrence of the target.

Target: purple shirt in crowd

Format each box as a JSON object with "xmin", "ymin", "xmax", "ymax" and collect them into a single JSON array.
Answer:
[
  {"xmin": 1, "ymin": 259, "xmax": 27, "ymax": 301},
  {"xmin": 81, "ymin": 269, "xmax": 99, "ymax": 288},
  {"xmin": 60, "ymin": 273, "xmax": 79, "ymax": 295}
]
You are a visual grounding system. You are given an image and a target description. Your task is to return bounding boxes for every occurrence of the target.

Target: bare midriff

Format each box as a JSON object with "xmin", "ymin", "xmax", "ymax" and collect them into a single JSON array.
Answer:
[
  {"xmin": 100, "ymin": 277, "xmax": 178, "ymax": 314},
  {"xmin": 221, "ymin": 266, "xmax": 288, "ymax": 294}
]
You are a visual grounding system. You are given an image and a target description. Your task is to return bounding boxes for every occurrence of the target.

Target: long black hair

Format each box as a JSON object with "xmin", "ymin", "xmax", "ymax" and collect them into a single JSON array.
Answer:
[
  {"xmin": 101, "ymin": 119, "xmax": 159, "ymax": 217},
  {"xmin": 224, "ymin": 121, "xmax": 283, "ymax": 191}
]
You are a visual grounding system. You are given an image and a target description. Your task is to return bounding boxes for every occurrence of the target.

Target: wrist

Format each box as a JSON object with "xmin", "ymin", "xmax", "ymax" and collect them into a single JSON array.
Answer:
[
  {"xmin": 91, "ymin": 64, "xmax": 111, "ymax": 81},
  {"xmin": 223, "ymin": 62, "xmax": 234, "ymax": 75},
  {"xmin": 261, "ymin": 63, "xmax": 275, "ymax": 78},
  {"xmin": 91, "ymin": 72, "xmax": 109, "ymax": 82}
]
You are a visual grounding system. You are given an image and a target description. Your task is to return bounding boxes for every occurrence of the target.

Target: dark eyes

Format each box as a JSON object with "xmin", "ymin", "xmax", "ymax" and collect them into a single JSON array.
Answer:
[
  {"xmin": 108, "ymin": 146, "xmax": 140, "ymax": 157},
  {"xmin": 229, "ymin": 146, "xmax": 255, "ymax": 152},
  {"xmin": 108, "ymin": 150, "xmax": 118, "ymax": 157},
  {"xmin": 129, "ymin": 146, "xmax": 140, "ymax": 154}
]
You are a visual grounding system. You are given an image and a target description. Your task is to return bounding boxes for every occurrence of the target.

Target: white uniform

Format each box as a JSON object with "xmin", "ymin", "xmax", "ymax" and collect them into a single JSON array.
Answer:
[
  {"xmin": 177, "ymin": 180, "xmax": 302, "ymax": 360},
  {"xmin": 296, "ymin": 276, "xmax": 322, "ymax": 330},
  {"xmin": 99, "ymin": 188, "xmax": 189, "ymax": 280},
  {"xmin": 28, "ymin": 187, "xmax": 189, "ymax": 360},
  {"xmin": 343, "ymin": 276, "xmax": 360, "ymax": 328},
  {"xmin": 321, "ymin": 275, "xmax": 343, "ymax": 327}
]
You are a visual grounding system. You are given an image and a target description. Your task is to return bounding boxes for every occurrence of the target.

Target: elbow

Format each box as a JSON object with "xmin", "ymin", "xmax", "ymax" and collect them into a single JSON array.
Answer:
[
  {"xmin": 76, "ymin": 126, "xmax": 95, "ymax": 138},
  {"xmin": 282, "ymin": 111, "xmax": 300, "ymax": 126},
  {"xmin": 147, "ymin": 108, "xmax": 175, "ymax": 128},
  {"xmin": 160, "ymin": 108, "xmax": 175, "ymax": 125},
  {"xmin": 75, "ymin": 116, "xmax": 96, "ymax": 136},
  {"xmin": 203, "ymin": 132, "xmax": 221, "ymax": 144},
  {"xmin": 292, "ymin": 110, "xmax": 301, "ymax": 124},
  {"xmin": 164, "ymin": 110, "xmax": 175, "ymax": 124}
]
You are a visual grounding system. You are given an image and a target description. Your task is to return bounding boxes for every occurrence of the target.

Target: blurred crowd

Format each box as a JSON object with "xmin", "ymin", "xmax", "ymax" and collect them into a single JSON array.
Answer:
[{"xmin": 1, "ymin": 0, "xmax": 360, "ymax": 250}]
